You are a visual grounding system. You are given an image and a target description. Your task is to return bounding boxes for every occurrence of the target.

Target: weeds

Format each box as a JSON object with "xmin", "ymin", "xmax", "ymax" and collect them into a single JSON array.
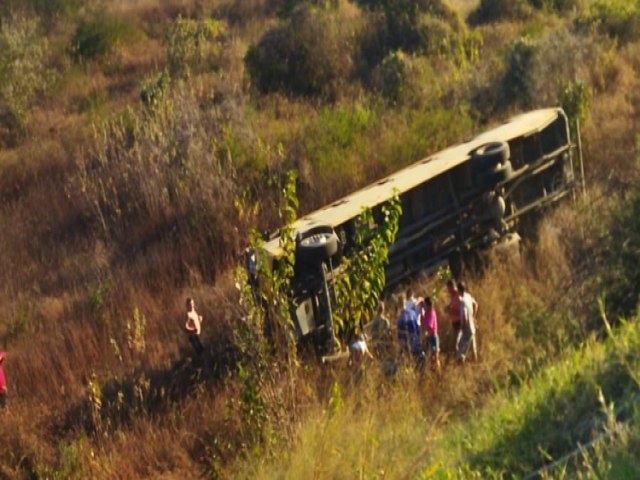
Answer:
[
  {"xmin": 0, "ymin": 15, "xmax": 55, "ymax": 144},
  {"xmin": 166, "ymin": 16, "xmax": 226, "ymax": 75},
  {"xmin": 72, "ymin": 11, "xmax": 139, "ymax": 61}
]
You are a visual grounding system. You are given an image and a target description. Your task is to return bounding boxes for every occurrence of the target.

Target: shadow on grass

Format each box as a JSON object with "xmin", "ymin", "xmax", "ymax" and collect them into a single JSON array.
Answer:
[
  {"xmin": 58, "ymin": 332, "xmax": 241, "ymax": 436},
  {"xmin": 465, "ymin": 353, "xmax": 637, "ymax": 476}
]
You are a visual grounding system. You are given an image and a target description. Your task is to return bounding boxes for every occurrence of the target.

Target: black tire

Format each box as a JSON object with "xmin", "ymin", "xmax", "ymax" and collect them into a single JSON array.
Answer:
[
  {"xmin": 472, "ymin": 141, "xmax": 510, "ymax": 170},
  {"xmin": 296, "ymin": 225, "xmax": 339, "ymax": 264},
  {"xmin": 477, "ymin": 161, "xmax": 513, "ymax": 189}
]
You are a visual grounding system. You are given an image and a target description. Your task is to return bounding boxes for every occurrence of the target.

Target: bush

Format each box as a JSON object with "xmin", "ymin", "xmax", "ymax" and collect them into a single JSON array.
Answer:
[
  {"xmin": 140, "ymin": 70, "xmax": 171, "ymax": 110},
  {"xmin": 372, "ymin": 51, "xmax": 407, "ymax": 103},
  {"xmin": 560, "ymin": 82, "xmax": 591, "ymax": 127},
  {"xmin": 0, "ymin": 16, "xmax": 54, "ymax": 145},
  {"xmin": 502, "ymin": 37, "xmax": 537, "ymax": 107},
  {"xmin": 356, "ymin": 0, "xmax": 463, "ymax": 57},
  {"xmin": 576, "ymin": 0, "xmax": 640, "ymax": 43},
  {"xmin": 245, "ymin": 4, "xmax": 357, "ymax": 98},
  {"xmin": 71, "ymin": 11, "xmax": 138, "ymax": 61},
  {"xmin": 499, "ymin": 28, "xmax": 607, "ymax": 110},
  {"xmin": 470, "ymin": 0, "xmax": 533, "ymax": 24},
  {"xmin": 529, "ymin": 0, "xmax": 582, "ymax": 13},
  {"xmin": 0, "ymin": 0, "xmax": 84, "ymax": 22},
  {"xmin": 166, "ymin": 16, "xmax": 226, "ymax": 74}
]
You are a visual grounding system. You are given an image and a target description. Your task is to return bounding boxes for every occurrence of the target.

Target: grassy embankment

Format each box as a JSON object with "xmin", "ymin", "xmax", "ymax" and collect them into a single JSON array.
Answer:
[
  {"xmin": 235, "ymin": 311, "xmax": 640, "ymax": 478},
  {"xmin": 1, "ymin": 0, "xmax": 640, "ymax": 477}
]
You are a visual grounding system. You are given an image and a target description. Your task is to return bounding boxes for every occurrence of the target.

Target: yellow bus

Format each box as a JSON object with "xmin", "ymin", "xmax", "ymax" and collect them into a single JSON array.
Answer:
[{"xmin": 250, "ymin": 108, "xmax": 576, "ymax": 347}]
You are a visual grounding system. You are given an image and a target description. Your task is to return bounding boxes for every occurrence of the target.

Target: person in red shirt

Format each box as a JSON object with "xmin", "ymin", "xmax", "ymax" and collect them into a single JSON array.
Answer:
[
  {"xmin": 444, "ymin": 279, "xmax": 462, "ymax": 355},
  {"xmin": 0, "ymin": 352, "xmax": 7, "ymax": 408}
]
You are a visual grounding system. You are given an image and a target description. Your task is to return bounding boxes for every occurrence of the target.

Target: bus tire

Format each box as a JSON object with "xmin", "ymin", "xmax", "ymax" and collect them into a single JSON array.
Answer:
[
  {"xmin": 473, "ymin": 141, "xmax": 510, "ymax": 170},
  {"xmin": 478, "ymin": 161, "xmax": 513, "ymax": 188},
  {"xmin": 296, "ymin": 225, "xmax": 339, "ymax": 264}
]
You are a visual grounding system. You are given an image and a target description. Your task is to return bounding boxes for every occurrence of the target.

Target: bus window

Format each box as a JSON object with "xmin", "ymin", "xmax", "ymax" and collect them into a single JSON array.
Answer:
[
  {"xmin": 522, "ymin": 134, "xmax": 542, "ymax": 164},
  {"xmin": 508, "ymin": 138, "xmax": 525, "ymax": 169}
]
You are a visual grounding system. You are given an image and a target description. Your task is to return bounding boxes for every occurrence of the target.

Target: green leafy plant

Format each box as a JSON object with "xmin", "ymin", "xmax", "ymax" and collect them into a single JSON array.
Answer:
[
  {"xmin": 245, "ymin": 3, "xmax": 356, "ymax": 98},
  {"xmin": 140, "ymin": 70, "xmax": 170, "ymax": 110},
  {"xmin": 502, "ymin": 37, "xmax": 537, "ymax": 107},
  {"xmin": 577, "ymin": 0, "xmax": 640, "ymax": 43},
  {"xmin": 560, "ymin": 81, "xmax": 591, "ymax": 127},
  {"xmin": 0, "ymin": 15, "xmax": 55, "ymax": 144},
  {"xmin": 71, "ymin": 11, "xmax": 138, "ymax": 61},
  {"xmin": 166, "ymin": 16, "xmax": 226, "ymax": 74},
  {"xmin": 334, "ymin": 195, "xmax": 401, "ymax": 338},
  {"xmin": 470, "ymin": 0, "xmax": 532, "ymax": 24}
]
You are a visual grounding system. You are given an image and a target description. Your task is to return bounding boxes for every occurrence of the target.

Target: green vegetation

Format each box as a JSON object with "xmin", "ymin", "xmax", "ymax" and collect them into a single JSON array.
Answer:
[
  {"xmin": 72, "ymin": 11, "xmax": 139, "ymax": 61},
  {"xmin": 236, "ymin": 313, "xmax": 640, "ymax": 478},
  {"xmin": 1, "ymin": 0, "xmax": 640, "ymax": 477},
  {"xmin": 166, "ymin": 16, "xmax": 226, "ymax": 74},
  {"xmin": 0, "ymin": 15, "xmax": 54, "ymax": 144},
  {"xmin": 245, "ymin": 3, "xmax": 356, "ymax": 98}
]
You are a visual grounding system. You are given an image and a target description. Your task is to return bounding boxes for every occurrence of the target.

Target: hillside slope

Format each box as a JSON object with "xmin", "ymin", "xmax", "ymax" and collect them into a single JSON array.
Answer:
[{"xmin": 1, "ymin": 0, "xmax": 640, "ymax": 477}]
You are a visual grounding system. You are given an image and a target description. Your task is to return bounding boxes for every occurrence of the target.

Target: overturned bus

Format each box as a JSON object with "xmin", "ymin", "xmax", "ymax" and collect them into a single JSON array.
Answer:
[{"xmin": 249, "ymin": 108, "xmax": 577, "ymax": 350}]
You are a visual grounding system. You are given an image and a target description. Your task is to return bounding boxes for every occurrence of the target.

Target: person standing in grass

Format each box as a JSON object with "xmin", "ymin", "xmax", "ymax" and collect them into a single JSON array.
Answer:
[
  {"xmin": 369, "ymin": 301, "xmax": 391, "ymax": 355},
  {"xmin": 397, "ymin": 294, "xmax": 423, "ymax": 365},
  {"xmin": 444, "ymin": 279, "xmax": 462, "ymax": 355},
  {"xmin": 421, "ymin": 297, "xmax": 441, "ymax": 374},
  {"xmin": 185, "ymin": 297, "xmax": 204, "ymax": 356},
  {"xmin": 457, "ymin": 281, "xmax": 478, "ymax": 364},
  {"xmin": 0, "ymin": 352, "xmax": 7, "ymax": 408}
]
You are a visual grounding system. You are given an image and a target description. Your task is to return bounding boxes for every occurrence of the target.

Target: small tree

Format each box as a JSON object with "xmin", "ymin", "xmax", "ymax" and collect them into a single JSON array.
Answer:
[{"xmin": 333, "ymin": 195, "xmax": 402, "ymax": 339}]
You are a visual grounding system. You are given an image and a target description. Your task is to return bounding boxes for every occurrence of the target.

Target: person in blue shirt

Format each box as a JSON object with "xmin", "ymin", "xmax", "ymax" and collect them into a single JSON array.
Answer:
[{"xmin": 397, "ymin": 294, "xmax": 423, "ymax": 364}]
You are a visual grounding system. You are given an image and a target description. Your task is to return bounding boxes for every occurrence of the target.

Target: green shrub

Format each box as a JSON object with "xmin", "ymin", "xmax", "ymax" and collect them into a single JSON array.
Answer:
[
  {"xmin": 577, "ymin": 0, "xmax": 640, "ymax": 43},
  {"xmin": 470, "ymin": 0, "xmax": 533, "ymax": 24},
  {"xmin": 372, "ymin": 51, "xmax": 407, "ymax": 103},
  {"xmin": 356, "ymin": 0, "xmax": 463, "ymax": 57},
  {"xmin": 560, "ymin": 82, "xmax": 591, "ymax": 127},
  {"xmin": 245, "ymin": 4, "xmax": 356, "ymax": 98},
  {"xmin": 140, "ymin": 70, "xmax": 171, "ymax": 109},
  {"xmin": 277, "ymin": 0, "xmax": 339, "ymax": 18},
  {"xmin": 0, "ymin": 0, "xmax": 84, "ymax": 21},
  {"xmin": 166, "ymin": 16, "xmax": 226, "ymax": 74},
  {"xmin": 501, "ymin": 37, "xmax": 537, "ymax": 106},
  {"xmin": 0, "ymin": 16, "xmax": 54, "ymax": 145},
  {"xmin": 71, "ymin": 11, "xmax": 138, "ymax": 61},
  {"xmin": 529, "ymin": 0, "xmax": 582, "ymax": 13},
  {"xmin": 497, "ymin": 28, "xmax": 607, "ymax": 110},
  {"xmin": 302, "ymin": 104, "xmax": 375, "ymax": 171}
]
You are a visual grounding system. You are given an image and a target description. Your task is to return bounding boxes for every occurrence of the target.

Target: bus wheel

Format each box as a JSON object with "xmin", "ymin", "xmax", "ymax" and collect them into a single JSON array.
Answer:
[
  {"xmin": 473, "ymin": 141, "xmax": 510, "ymax": 170},
  {"xmin": 478, "ymin": 161, "xmax": 513, "ymax": 188},
  {"xmin": 296, "ymin": 225, "xmax": 339, "ymax": 264}
]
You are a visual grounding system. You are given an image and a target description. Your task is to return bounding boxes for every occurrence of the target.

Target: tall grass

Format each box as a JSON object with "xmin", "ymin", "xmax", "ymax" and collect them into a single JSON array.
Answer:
[{"xmin": 231, "ymin": 304, "xmax": 640, "ymax": 479}]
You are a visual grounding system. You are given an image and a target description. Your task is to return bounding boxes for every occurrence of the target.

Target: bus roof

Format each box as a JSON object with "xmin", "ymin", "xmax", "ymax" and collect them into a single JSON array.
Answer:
[{"xmin": 264, "ymin": 108, "xmax": 564, "ymax": 257}]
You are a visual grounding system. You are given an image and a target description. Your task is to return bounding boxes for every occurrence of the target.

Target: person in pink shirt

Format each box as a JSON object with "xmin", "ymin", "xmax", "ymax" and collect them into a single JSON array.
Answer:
[
  {"xmin": 421, "ymin": 297, "xmax": 441, "ymax": 374},
  {"xmin": 0, "ymin": 352, "xmax": 7, "ymax": 408}
]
